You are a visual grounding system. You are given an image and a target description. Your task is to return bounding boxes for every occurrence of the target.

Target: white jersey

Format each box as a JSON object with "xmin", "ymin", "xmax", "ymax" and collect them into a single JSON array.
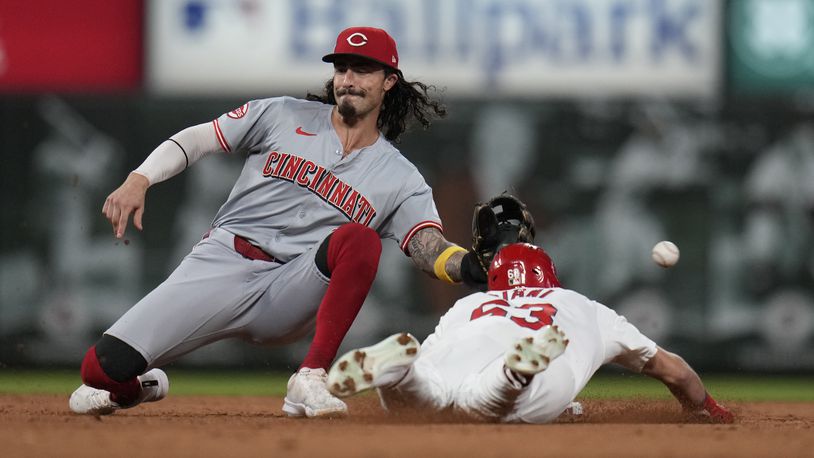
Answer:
[{"xmin": 404, "ymin": 286, "xmax": 657, "ymax": 423}]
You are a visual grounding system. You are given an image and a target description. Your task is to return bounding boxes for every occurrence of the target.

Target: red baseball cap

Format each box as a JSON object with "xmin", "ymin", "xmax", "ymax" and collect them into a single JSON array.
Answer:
[{"xmin": 322, "ymin": 26, "xmax": 399, "ymax": 70}]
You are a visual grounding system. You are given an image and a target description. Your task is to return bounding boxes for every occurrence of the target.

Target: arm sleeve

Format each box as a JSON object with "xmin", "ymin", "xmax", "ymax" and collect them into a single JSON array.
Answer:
[
  {"xmin": 211, "ymin": 98, "xmax": 281, "ymax": 154},
  {"xmin": 596, "ymin": 303, "xmax": 658, "ymax": 372},
  {"xmin": 378, "ymin": 171, "xmax": 443, "ymax": 255},
  {"xmin": 133, "ymin": 122, "xmax": 221, "ymax": 185}
]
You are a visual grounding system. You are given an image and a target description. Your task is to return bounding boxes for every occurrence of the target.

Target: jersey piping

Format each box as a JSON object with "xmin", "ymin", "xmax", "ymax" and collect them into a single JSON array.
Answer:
[
  {"xmin": 401, "ymin": 220, "xmax": 444, "ymax": 255},
  {"xmin": 212, "ymin": 119, "xmax": 231, "ymax": 153}
]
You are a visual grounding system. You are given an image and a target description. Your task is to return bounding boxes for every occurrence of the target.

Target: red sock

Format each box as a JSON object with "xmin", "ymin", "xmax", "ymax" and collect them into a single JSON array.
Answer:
[
  {"xmin": 300, "ymin": 224, "xmax": 382, "ymax": 370},
  {"xmin": 80, "ymin": 345, "xmax": 141, "ymax": 405}
]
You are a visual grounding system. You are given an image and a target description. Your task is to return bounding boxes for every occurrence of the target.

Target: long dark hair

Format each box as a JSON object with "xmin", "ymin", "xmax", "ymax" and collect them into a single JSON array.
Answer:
[{"xmin": 306, "ymin": 69, "xmax": 447, "ymax": 142}]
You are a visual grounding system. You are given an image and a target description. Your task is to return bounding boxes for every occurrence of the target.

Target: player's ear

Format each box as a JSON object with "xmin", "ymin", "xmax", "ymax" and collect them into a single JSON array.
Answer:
[{"xmin": 383, "ymin": 72, "xmax": 398, "ymax": 92}]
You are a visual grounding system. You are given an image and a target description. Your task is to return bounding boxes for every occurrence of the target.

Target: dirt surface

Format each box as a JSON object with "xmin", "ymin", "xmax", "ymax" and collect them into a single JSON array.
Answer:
[{"xmin": 2, "ymin": 394, "xmax": 812, "ymax": 457}]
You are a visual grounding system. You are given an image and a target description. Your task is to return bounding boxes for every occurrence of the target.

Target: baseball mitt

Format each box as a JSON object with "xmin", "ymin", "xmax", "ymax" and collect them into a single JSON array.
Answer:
[{"xmin": 471, "ymin": 194, "xmax": 536, "ymax": 272}]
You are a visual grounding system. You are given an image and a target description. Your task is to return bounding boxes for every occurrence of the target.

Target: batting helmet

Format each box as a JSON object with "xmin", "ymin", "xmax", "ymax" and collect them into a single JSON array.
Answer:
[{"xmin": 487, "ymin": 243, "xmax": 561, "ymax": 291}]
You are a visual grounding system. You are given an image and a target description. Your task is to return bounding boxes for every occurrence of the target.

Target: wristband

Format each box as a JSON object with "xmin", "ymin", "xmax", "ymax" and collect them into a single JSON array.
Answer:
[{"xmin": 433, "ymin": 246, "xmax": 467, "ymax": 284}]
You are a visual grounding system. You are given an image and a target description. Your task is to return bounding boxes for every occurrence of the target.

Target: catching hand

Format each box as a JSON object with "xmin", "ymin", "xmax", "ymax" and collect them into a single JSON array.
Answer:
[{"xmin": 471, "ymin": 193, "xmax": 536, "ymax": 273}]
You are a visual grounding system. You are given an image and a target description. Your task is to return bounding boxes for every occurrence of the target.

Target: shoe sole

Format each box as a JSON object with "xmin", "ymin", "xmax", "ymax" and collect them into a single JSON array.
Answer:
[
  {"xmin": 504, "ymin": 325, "xmax": 569, "ymax": 376},
  {"xmin": 327, "ymin": 332, "xmax": 419, "ymax": 398}
]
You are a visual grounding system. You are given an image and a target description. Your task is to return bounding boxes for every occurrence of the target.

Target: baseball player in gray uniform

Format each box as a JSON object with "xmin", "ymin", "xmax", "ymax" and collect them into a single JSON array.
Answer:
[
  {"xmin": 69, "ymin": 27, "xmax": 489, "ymax": 418},
  {"xmin": 327, "ymin": 243, "xmax": 735, "ymax": 424}
]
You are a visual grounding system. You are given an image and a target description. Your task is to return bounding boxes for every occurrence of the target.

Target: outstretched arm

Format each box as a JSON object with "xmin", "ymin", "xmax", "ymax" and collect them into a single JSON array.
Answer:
[
  {"xmin": 102, "ymin": 122, "xmax": 221, "ymax": 238},
  {"xmin": 407, "ymin": 227, "xmax": 486, "ymax": 286},
  {"xmin": 641, "ymin": 347, "xmax": 734, "ymax": 423}
]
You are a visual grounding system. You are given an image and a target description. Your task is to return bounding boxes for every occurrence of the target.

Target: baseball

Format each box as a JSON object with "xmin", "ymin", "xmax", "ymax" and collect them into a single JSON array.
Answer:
[{"xmin": 652, "ymin": 241, "xmax": 680, "ymax": 268}]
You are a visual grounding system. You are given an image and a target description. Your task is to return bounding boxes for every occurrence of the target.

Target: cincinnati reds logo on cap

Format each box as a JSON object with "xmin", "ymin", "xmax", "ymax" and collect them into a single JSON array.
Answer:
[
  {"xmin": 346, "ymin": 32, "xmax": 368, "ymax": 47},
  {"xmin": 322, "ymin": 26, "xmax": 400, "ymax": 70}
]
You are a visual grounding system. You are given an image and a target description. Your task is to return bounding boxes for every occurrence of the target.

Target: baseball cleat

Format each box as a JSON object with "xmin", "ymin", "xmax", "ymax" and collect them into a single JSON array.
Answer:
[
  {"xmin": 327, "ymin": 332, "xmax": 420, "ymax": 398},
  {"xmin": 69, "ymin": 385, "xmax": 120, "ymax": 415},
  {"xmin": 69, "ymin": 368, "xmax": 169, "ymax": 415},
  {"xmin": 504, "ymin": 325, "xmax": 569, "ymax": 376},
  {"xmin": 282, "ymin": 367, "xmax": 348, "ymax": 418}
]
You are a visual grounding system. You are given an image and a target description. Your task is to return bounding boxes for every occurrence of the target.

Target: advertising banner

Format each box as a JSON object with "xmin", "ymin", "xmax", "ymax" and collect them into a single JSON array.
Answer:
[
  {"xmin": 0, "ymin": 0, "xmax": 143, "ymax": 92},
  {"xmin": 148, "ymin": 0, "xmax": 721, "ymax": 97}
]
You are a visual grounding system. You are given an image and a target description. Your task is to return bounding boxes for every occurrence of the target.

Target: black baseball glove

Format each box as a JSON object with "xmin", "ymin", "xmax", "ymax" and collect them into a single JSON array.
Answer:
[{"xmin": 461, "ymin": 194, "xmax": 536, "ymax": 287}]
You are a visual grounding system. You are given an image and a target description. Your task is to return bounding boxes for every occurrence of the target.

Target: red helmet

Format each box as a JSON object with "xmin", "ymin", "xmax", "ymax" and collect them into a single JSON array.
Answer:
[{"xmin": 487, "ymin": 243, "xmax": 561, "ymax": 290}]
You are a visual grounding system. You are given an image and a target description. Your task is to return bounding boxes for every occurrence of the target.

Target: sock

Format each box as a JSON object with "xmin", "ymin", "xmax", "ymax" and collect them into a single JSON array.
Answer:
[
  {"xmin": 300, "ymin": 223, "xmax": 382, "ymax": 370},
  {"xmin": 80, "ymin": 345, "xmax": 141, "ymax": 405}
]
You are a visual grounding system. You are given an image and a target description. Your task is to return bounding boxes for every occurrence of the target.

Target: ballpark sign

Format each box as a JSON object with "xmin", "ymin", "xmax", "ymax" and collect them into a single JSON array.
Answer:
[{"xmin": 148, "ymin": 0, "xmax": 721, "ymax": 98}]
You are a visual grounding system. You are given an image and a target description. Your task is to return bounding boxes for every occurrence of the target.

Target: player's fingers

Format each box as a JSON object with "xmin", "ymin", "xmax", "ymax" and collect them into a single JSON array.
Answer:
[
  {"xmin": 110, "ymin": 206, "xmax": 122, "ymax": 235},
  {"xmin": 104, "ymin": 198, "xmax": 116, "ymax": 222},
  {"xmin": 102, "ymin": 197, "xmax": 110, "ymax": 215},
  {"xmin": 116, "ymin": 207, "xmax": 132, "ymax": 238},
  {"xmin": 133, "ymin": 206, "xmax": 144, "ymax": 231}
]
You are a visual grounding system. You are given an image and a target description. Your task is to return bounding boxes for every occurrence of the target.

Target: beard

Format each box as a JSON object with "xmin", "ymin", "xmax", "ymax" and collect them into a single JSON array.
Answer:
[
  {"xmin": 337, "ymin": 99, "xmax": 358, "ymax": 119},
  {"xmin": 335, "ymin": 88, "xmax": 367, "ymax": 121}
]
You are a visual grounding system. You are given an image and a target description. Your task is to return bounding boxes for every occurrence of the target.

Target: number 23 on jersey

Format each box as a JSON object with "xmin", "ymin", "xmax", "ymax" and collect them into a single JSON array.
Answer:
[{"xmin": 470, "ymin": 297, "xmax": 558, "ymax": 330}]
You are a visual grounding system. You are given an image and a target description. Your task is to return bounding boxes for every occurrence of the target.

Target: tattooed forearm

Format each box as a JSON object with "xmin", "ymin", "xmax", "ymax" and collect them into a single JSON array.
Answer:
[
  {"xmin": 408, "ymin": 228, "xmax": 447, "ymax": 273},
  {"xmin": 407, "ymin": 227, "xmax": 465, "ymax": 282},
  {"xmin": 445, "ymin": 250, "xmax": 465, "ymax": 283}
]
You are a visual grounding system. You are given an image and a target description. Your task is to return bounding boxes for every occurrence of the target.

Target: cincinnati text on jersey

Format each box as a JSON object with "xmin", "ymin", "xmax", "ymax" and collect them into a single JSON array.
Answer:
[{"xmin": 262, "ymin": 151, "xmax": 377, "ymax": 226}]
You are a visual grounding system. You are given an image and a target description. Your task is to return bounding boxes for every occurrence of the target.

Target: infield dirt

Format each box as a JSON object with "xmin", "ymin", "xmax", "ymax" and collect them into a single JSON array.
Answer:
[{"xmin": 2, "ymin": 395, "xmax": 812, "ymax": 457}]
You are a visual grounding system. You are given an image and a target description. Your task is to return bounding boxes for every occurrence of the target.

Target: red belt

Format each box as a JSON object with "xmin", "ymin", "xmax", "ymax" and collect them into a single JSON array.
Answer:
[
  {"xmin": 202, "ymin": 230, "xmax": 279, "ymax": 263},
  {"xmin": 233, "ymin": 235, "xmax": 278, "ymax": 262}
]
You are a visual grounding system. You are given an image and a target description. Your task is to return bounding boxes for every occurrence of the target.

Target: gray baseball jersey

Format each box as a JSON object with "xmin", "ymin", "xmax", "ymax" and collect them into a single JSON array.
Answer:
[
  {"xmin": 106, "ymin": 97, "xmax": 442, "ymax": 367},
  {"xmin": 211, "ymin": 96, "xmax": 441, "ymax": 261}
]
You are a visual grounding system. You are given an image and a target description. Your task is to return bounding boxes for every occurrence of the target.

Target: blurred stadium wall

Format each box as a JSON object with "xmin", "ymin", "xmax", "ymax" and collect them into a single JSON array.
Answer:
[{"xmin": 1, "ymin": 0, "xmax": 812, "ymax": 371}]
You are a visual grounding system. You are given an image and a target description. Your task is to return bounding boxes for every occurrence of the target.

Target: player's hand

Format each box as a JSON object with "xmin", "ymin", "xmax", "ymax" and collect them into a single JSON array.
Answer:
[
  {"xmin": 461, "ymin": 251, "xmax": 488, "ymax": 287},
  {"xmin": 102, "ymin": 172, "xmax": 150, "ymax": 239},
  {"xmin": 687, "ymin": 393, "xmax": 734, "ymax": 424},
  {"xmin": 702, "ymin": 394, "xmax": 735, "ymax": 424}
]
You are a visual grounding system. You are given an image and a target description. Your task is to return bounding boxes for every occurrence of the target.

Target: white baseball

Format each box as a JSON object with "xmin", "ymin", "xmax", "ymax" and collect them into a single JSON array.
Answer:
[{"xmin": 652, "ymin": 241, "xmax": 680, "ymax": 268}]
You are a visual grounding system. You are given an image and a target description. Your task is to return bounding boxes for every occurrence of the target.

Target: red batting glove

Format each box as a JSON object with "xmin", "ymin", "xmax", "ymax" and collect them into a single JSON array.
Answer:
[{"xmin": 702, "ymin": 393, "xmax": 734, "ymax": 424}]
